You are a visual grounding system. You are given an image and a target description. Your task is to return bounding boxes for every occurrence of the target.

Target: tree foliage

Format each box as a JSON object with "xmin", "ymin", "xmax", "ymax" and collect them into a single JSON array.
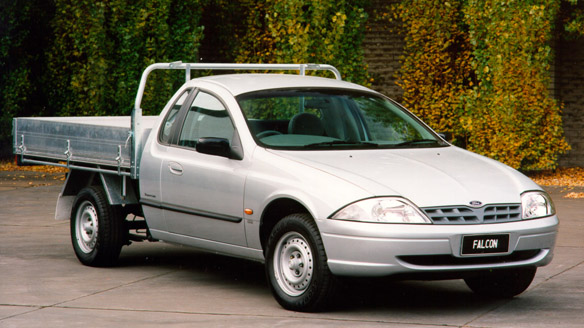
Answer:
[
  {"xmin": 0, "ymin": 0, "xmax": 576, "ymax": 170},
  {"xmin": 394, "ymin": 0, "xmax": 472, "ymax": 136},
  {"xmin": 563, "ymin": 0, "xmax": 584, "ymax": 37},
  {"xmin": 48, "ymin": 0, "xmax": 205, "ymax": 117},
  {"xmin": 394, "ymin": 0, "xmax": 570, "ymax": 170},
  {"xmin": 234, "ymin": 0, "xmax": 370, "ymax": 84},
  {"xmin": 462, "ymin": 0, "xmax": 569, "ymax": 170},
  {"xmin": 0, "ymin": 0, "xmax": 54, "ymax": 156}
]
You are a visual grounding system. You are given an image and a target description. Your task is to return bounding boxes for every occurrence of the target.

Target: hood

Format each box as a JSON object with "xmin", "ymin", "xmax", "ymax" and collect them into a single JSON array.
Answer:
[{"xmin": 272, "ymin": 146, "xmax": 540, "ymax": 208}]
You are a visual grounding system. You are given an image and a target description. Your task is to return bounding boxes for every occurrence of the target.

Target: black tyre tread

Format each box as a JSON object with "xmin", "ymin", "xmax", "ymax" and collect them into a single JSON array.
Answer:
[
  {"xmin": 464, "ymin": 266, "xmax": 537, "ymax": 298},
  {"xmin": 71, "ymin": 186, "xmax": 125, "ymax": 267},
  {"xmin": 266, "ymin": 213, "xmax": 336, "ymax": 312}
]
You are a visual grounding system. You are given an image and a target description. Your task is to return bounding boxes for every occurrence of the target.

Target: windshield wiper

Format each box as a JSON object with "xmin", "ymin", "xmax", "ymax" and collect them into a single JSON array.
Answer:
[
  {"xmin": 303, "ymin": 140, "xmax": 379, "ymax": 149},
  {"xmin": 393, "ymin": 139, "xmax": 441, "ymax": 147}
]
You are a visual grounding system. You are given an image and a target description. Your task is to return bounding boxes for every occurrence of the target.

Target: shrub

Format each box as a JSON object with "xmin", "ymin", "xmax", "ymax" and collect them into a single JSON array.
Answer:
[
  {"xmin": 462, "ymin": 0, "xmax": 569, "ymax": 170},
  {"xmin": 234, "ymin": 0, "xmax": 370, "ymax": 85},
  {"xmin": 47, "ymin": 0, "xmax": 205, "ymax": 117},
  {"xmin": 394, "ymin": 0, "xmax": 569, "ymax": 170},
  {"xmin": 0, "ymin": 0, "xmax": 54, "ymax": 156},
  {"xmin": 393, "ymin": 0, "xmax": 472, "ymax": 138}
]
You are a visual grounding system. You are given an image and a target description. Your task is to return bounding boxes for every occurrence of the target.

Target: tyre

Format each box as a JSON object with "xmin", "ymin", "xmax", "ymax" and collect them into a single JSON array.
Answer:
[
  {"xmin": 71, "ymin": 186, "xmax": 125, "ymax": 267},
  {"xmin": 464, "ymin": 266, "xmax": 537, "ymax": 298},
  {"xmin": 265, "ymin": 213, "xmax": 336, "ymax": 312}
]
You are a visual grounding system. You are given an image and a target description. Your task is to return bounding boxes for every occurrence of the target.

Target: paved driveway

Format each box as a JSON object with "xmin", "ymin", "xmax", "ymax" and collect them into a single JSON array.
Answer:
[{"xmin": 1, "ymin": 177, "xmax": 583, "ymax": 327}]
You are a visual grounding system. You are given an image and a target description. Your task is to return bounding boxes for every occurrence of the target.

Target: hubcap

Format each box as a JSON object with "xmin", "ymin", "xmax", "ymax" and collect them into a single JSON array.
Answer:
[
  {"xmin": 75, "ymin": 200, "xmax": 98, "ymax": 253},
  {"xmin": 273, "ymin": 232, "xmax": 314, "ymax": 296}
]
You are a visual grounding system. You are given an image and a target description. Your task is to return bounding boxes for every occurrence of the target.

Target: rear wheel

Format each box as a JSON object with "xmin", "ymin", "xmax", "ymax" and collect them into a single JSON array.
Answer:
[
  {"xmin": 265, "ymin": 213, "xmax": 336, "ymax": 312},
  {"xmin": 71, "ymin": 186, "xmax": 125, "ymax": 267},
  {"xmin": 464, "ymin": 267, "xmax": 537, "ymax": 298}
]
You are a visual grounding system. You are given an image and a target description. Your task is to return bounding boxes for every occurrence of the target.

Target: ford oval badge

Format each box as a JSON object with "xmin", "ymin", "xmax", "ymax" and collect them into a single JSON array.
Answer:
[{"xmin": 469, "ymin": 200, "xmax": 483, "ymax": 207}]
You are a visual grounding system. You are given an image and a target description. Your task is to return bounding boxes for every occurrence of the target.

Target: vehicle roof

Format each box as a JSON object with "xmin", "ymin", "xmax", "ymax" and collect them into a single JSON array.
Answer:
[{"xmin": 186, "ymin": 73, "xmax": 374, "ymax": 96}]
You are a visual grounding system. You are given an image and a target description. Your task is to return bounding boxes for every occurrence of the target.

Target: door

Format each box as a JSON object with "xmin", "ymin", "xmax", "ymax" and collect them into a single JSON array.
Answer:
[{"xmin": 159, "ymin": 90, "xmax": 247, "ymax": 246}]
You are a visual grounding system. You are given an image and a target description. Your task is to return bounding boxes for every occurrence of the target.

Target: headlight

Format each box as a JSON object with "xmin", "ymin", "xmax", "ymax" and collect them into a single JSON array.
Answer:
[
  {"xmin": 521, "ymin": 191, "xmax": 555, "ymax": 219},
  {"xmin": 330, "ymin": 197, "xmax": 431, "ymax": 224}
]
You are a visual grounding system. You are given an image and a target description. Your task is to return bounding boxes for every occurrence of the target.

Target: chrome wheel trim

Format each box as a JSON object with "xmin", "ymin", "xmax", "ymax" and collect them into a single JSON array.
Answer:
[
  {"xmin": 273, "ymin": 231, "xmax": 314, "ymax": 297},
  {"xmin": 75, "ymin": 200, "xmax": 98, "ymax": 254}
]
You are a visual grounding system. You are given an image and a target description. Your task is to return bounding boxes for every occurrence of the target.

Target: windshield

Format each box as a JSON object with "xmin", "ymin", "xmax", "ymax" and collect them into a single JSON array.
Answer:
[{"xmin": 237, "ymin": 89, "xmax": 447, "ymax": 150}]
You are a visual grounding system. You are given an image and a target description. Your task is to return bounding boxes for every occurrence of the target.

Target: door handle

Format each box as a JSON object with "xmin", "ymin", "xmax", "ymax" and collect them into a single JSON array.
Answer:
[{"xmin": 168, "ymin": 162, "xmax": 183, "ymax": 175}]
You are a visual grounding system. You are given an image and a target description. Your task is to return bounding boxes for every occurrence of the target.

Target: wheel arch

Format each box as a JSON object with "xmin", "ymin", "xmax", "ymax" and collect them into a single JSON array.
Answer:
[
  {"xmin": 259, "ymin": 197, "xmax": 312, "ymax": 253},
  {"xmin": 56, "ymin": 169, "xmax": 140, "ymax": 220},
  {"xmin": 56, "ymin": 170, "xmax": 99, "ymax": 220},
  {"xmin": 62, "ymin": 170, "xmax": 100, "ymax": 197}
]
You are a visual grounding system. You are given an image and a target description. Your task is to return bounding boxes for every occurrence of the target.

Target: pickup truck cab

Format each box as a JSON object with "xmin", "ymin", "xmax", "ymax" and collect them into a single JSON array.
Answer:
[{"xmin": 13, "ymin": 63, "xmax": 558, "ymax": 312}]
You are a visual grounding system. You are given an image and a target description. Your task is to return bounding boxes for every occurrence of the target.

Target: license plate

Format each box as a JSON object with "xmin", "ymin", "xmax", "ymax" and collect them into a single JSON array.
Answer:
[{"xmin": 462, "ymin": 234, "xmax": 509, "ymax": 255}]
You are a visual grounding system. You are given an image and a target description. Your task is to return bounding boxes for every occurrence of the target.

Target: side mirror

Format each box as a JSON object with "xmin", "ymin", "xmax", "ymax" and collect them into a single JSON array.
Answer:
[{"xmin": 196, "ymin": 137, "xmax": 243, "ymax": 160}]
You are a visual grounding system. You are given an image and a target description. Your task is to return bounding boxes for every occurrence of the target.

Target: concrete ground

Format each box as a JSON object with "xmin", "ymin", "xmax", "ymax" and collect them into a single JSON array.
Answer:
[{"xmin": 0, "ymin": 172, "xmax": 583, "ymax": 327}]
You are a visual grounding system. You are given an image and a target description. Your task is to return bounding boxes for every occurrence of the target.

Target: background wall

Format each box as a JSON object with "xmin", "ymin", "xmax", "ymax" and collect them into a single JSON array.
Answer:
[
  {"xmin": 362, "ymin": 0, "xmax": 404, "ymax": 100},
  {"xmin": 555, "ymin": 35, "xmax": 584, "ymax": 167}
]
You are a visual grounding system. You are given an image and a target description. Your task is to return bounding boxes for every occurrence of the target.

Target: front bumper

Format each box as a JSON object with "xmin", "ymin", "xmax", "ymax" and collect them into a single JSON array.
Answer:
[{"xmin": 320, "ymin": 215, "xmax": 558, "ymax": 277}]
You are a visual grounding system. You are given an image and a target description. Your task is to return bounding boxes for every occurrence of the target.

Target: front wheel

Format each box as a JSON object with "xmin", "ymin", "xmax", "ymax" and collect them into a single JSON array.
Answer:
[
  {"xmin": 464, "ymin": 267, "xmax": 537, "ymax": 298},
  {"xmin": 71, "ymin": 186, "xmax": 125, "ymax": 267},
  {"xmin": 265, "ymin": 213, "xmax": 336, "ymax": 312}
]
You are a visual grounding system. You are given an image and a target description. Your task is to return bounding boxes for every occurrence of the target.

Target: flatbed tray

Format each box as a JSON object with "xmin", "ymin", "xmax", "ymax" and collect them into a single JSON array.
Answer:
[{"xmin": 13, "ymin": 116, "xmax": 157, "ymax": 170}]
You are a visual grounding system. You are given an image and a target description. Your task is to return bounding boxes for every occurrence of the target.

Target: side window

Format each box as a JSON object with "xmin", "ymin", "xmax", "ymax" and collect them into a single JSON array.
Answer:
[
  {"xmin": 159, "ymin": 90, "xmax": 190, "ymax": 144},
  {"xmin": 179, "ymin": 91, "xmax": 234, "ymax": 148}
]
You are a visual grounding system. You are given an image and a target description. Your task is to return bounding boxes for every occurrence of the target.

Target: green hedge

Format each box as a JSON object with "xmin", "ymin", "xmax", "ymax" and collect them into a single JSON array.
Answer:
[
  {"xmin": 48, "ymin": 0, "xmax": 205, "ymax": 117},
  {"xmin": 1, "ymin": 0, "xmax": 205, "ymax": 157},
  {"xmin": 0, "ymin": 0, "xmax": 54, "ymax": 156},
  {"xmin": 462, "ymin": 0, "xmax": 569, "ymax": 170},
  {"xmin": 1, "ymin": 0, "xmax": 578, "ymax": 169},
  {"xmin": 234, "ymin": 0, "xmax": 370, "ymax": 85},
  {"xmin": 394, "ymin": 0, "xmax": 570, "ymax": 170}
]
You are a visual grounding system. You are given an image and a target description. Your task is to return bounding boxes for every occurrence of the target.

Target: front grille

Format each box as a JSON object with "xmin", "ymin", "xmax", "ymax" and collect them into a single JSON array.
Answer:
[
  {"xmin": 422, "ymin": 204, "xmax": 521, "ymax": 224},
  {"xmin": 483, "ymin": 205, "xmax": 522, "ymax": 222}
]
